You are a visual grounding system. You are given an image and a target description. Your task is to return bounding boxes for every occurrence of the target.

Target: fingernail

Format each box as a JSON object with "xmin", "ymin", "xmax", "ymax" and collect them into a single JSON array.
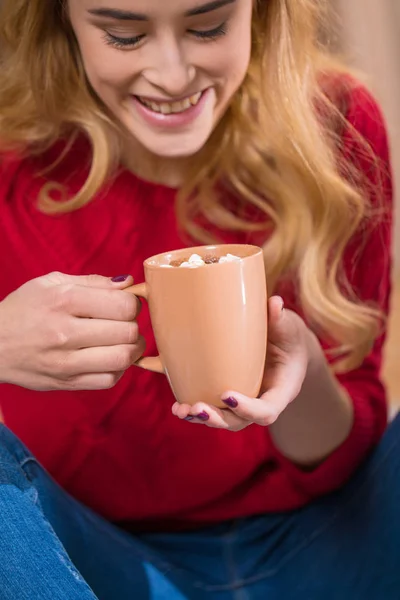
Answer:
[
  {"xmin": 196, "ymin": 412, "xmax": 210, "ymax": 421},
  {"xmin": 185, "ymin": 416, "xmax": 194, "ymax": 421},
  {"xmin": 223, "ymin": 397, "xmax": 238, "ymax": 409},
  {"xmin": 112, "ymin": 275, "xmax": 130, "ymax": 283}
]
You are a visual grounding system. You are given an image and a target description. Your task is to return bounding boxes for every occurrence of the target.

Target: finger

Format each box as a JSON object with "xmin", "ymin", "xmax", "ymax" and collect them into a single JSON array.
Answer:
[
  {"xmin": 267, "ymin": 296, "xmax": 304, "ymax": 350},
  {"xmin": 45, "ymin": 272, "xmax": 134, "ymax": 290},
  {"xmin": 56, "ymin": 285, "xmax": 142, "ymax": 321},
  {"xmin": 268, "ymin": 295, "xmax": 284, "ymax": 321},
  {"xmin": 172, "ymin": 402, "xmax": 248, "ymax": 431},
  {"xmin": 64, "ymin": 338, "xmax": 146, "ymax": 375},
  {"xmin": 221, "ymin": 389, "xmax": 292, "ymax": 427},
  {"xmin": 67, "ymin": 317, "xmax": 140, "ymax": 348},
  {"xmin": 62, "ymin": 371, "xmax": 126, "ymax": 391},
  {"xmin": 267, "ymin": 296, "xmax": 286, "ymax": 342}
]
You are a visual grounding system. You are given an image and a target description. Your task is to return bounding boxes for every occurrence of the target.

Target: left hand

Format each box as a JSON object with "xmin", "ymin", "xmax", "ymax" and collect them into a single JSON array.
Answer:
[{"xmin": 172, "ymin": 296, "xmax": 321, "ymax": 431}]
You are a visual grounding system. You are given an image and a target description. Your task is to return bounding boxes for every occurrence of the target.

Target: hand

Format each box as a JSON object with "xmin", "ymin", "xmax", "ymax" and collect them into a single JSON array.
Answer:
[
  {"xmin": 172, "ymin": 296, "xmax": 320, "ymax": 431},
  {"xmin": 0, "ymin": 272, "xmax": 145, "ymax": 391}
]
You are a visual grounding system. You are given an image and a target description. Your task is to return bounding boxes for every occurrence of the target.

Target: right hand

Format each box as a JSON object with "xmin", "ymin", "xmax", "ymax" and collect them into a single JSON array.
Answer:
[{"xmin": 0, "ymin": 272, "xmax": 145, "ymax": 391}]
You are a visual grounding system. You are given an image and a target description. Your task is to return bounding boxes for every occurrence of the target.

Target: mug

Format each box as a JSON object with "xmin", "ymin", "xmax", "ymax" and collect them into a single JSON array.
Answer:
[{"xmin": 126, "ymin": 244, "xmax": 267, "ymax": 408}]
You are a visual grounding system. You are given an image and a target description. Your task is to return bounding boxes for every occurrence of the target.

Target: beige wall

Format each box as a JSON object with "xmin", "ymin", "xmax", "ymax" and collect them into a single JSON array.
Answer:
[{"xmin": 335, "ymin": 0, "xmax": 400, "ymax": 272}]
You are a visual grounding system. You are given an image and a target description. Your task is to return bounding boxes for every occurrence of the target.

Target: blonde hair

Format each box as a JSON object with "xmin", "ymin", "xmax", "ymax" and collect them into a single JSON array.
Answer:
[{"xmin": 0, "ymin": 0, "xmax": 386, "ymax": 370}]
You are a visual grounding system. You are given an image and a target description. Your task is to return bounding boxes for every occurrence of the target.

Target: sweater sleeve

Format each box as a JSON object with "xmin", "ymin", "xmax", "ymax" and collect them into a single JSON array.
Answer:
[{"xmin": 269, "ymin": 84, "xmax": 394, "ymax": 497}]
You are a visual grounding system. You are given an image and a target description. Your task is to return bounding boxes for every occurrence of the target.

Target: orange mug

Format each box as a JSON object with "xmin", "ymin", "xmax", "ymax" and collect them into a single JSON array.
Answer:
[{"xmin": 126, "ymin": 244, "xmax": 267, "ymax": 408}]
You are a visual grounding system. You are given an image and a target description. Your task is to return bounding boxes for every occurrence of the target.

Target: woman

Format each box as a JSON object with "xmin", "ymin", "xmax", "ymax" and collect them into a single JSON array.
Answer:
[{"xmin": 0, "ymin": 0, "xmax": 397, "ymax": 598}]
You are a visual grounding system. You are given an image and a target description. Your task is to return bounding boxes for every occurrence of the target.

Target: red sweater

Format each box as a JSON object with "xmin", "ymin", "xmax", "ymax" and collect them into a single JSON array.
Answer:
[{"xmin": 0, "ymin": 85, "xmax": 393, "ymax": 530}]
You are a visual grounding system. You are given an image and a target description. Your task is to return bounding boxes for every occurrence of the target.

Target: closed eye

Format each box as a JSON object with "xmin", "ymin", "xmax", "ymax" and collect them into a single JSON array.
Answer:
[
  {"xmin": 188, "ymin": 23, "xmax": 228, "ymax": 41},
  {"xmin": 103, "ymin": 32, "xmax": 146, "ymax": 49},
  {"xmin": 103, "ymin": 22, "xmax": 228, "ymax": 50}
]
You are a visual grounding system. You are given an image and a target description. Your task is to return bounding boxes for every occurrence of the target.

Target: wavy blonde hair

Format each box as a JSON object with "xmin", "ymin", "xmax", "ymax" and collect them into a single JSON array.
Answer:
[{"xmin": 0, "ymin": 0, "xmax": 386, "ymax": 370}]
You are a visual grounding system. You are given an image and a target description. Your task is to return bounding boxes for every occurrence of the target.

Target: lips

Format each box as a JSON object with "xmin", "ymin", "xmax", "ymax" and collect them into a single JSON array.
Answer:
[
  {"xmin": 135, "ymin": 92, "xmax": 203, "ymax": 115},
  {"xmin": 131, "ymin": 87, "xmax": 212, "ymax": 129}
]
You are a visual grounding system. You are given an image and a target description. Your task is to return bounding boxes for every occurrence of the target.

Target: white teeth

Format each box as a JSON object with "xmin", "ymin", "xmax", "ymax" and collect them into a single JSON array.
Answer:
[
  {"xmin": 138, "ymin": 92, "xmax": 203, "ymax": 115},
  {"xmin": 189, "ymin": 92, "xmax": 202, "ymax": 106},
  {"xmin": 160, "ymin": 104, "xmax": 172, "ymax": 115}
]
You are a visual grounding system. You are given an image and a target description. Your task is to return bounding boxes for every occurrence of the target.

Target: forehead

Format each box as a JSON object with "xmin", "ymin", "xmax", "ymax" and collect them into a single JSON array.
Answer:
[{"xmin": 69, "ymin": 0, "xmax": 238, "ymax": 18}]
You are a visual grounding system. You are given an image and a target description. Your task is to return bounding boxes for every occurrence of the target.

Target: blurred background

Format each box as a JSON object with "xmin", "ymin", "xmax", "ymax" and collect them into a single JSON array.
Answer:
[{"xmin": 329, "ymin": 1, "xmax": 400, "ymax": 409}]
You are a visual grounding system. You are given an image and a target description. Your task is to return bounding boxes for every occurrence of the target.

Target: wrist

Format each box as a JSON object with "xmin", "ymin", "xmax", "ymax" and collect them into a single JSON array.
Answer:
[
  {"xmin": 303, "ymin": 328, "xmax": 353, "ymax": 413},
  {"xmin": 269, "ymin": 327, "xmax": 354, "ymax": 467},
  {"xmin": 0, "ymin": 306, "xmax": 11, "ymax": 385}
]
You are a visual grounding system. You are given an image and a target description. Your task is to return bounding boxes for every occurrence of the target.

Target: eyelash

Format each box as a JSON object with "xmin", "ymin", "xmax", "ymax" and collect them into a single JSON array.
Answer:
[{"xmin": 103, "ymin": 23, "xmax": 228, "ymax": 50}]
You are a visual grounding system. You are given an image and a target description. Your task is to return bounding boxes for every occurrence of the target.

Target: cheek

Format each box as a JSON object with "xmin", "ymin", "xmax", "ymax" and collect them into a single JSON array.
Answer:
[
  {"xmin": 211, "ymin": 35, "xmax": 252, "ymax": 92},
  {"xmin": 227, "ymin": 39, "xmax": 252, "ymax": 84},
  {"xmin": 76, "ymin": 36, "xmax": 135, "ymax": 97},
  {"xmin": 199, "ymin": 18, "xmax": 252, "ymax": 90}
]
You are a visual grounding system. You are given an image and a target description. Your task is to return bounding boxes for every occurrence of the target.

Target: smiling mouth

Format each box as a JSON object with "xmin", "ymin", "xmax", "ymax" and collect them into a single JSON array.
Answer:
[{"xmin": 135, "ymin": 92, "xmax": 203, "ymax": 115}]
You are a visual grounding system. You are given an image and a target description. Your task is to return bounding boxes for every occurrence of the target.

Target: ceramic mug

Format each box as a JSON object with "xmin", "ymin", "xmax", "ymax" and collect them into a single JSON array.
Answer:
[{"xmin": 126, "ymin": 244, "xmax": 267, "ymax": 408}]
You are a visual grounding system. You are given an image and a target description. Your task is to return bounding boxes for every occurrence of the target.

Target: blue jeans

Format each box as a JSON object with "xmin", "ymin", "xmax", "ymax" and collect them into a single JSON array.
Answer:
[{"xmin": 1, "ymin": 417, "xmax": 400, "ymax": 600}]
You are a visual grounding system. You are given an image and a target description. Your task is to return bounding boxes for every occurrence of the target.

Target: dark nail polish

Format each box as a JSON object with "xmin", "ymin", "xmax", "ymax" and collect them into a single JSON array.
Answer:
[
  {"xmin": 196, "ymin": 412, "xmax": 210, "ymax": 421},
  {"xmin": 112, "ymin": 275, "xmax": 130, "ymax": 283},
  {"xmin": 185, "ymin": 416, "xmax": 194, "ymax": 421},
  {"xmin": 223, "ymin": 397, "xmax": 238, "ymax": 409}
]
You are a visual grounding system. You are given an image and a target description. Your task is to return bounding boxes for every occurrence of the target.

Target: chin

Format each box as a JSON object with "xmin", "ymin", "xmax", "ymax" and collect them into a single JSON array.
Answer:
[{"xmin": 134, "ymin": 131, "xmax": 212, "ymax": 159}]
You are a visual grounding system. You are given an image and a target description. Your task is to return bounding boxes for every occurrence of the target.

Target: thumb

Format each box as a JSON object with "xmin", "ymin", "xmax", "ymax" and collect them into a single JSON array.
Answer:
[
  {"xmin": 267, "ymin": 295, "xmax": 290, "ymax": 344},
  {"xmin": 44, "ymin": 272, "xmax": 134, "ymax": 290},
  {"xmin": 268, "ymin": 295, "xmax": 305, "ymax": 351}
]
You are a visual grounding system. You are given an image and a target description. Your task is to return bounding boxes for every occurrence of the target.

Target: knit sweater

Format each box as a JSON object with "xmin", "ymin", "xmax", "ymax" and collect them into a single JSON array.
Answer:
[{"xmin": 0, "ymin": 84, "xmax": 393, "ymax": 530}]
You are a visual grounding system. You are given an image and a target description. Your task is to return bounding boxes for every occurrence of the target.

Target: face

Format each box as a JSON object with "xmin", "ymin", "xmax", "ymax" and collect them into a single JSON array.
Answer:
[{"xmin": 68, "ymin": 0, "xmax": 253, "ymax": 159}]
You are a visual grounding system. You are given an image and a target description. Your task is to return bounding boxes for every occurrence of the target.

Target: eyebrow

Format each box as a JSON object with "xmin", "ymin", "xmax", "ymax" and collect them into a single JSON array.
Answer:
[
  {"xmin": 186, "ymin": 0, "xmax": 236, "ymax": 17},
  {"xmin": 88, "ymin": 0, "xmax": 236, "ymax": 21}
]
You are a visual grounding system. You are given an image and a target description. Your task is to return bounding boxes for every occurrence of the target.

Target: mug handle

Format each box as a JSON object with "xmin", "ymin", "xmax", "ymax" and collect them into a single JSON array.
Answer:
[{"xmin": 125, "ymin": 283, "xmax": 164, "ymax": 374}]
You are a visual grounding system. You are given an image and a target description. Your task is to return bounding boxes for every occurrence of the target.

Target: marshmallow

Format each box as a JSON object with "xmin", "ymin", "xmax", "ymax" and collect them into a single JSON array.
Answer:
[
  {"xmin": 179, "ymin": 254, "xmax": 206, "ymax": 268},
  {"xmin": 219, "ymin": 253, "xmax": 241, "ymax": 264},
  {"xmin": 173, "ymin": 253, "xmax": 241, "ymax": 268}
]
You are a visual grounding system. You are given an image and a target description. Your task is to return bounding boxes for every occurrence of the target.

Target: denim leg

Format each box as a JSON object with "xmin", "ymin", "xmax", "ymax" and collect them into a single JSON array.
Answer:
[{"xmin": 0, "ymin": 425, "xmax": 99, "ymax": 600}]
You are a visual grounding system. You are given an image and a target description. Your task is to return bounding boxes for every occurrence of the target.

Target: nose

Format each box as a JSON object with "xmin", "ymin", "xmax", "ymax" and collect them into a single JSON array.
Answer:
[{"xmin": 142, "ymin": 36, "xmax": 196, "ymax": 97}]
